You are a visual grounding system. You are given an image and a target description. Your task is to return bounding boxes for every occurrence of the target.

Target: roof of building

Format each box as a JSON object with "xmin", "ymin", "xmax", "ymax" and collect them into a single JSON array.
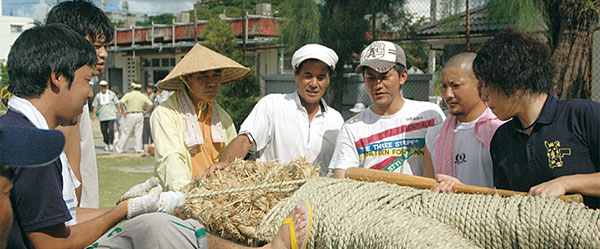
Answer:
[{"xmin": 416, "ymin": 6, "xmax": 511, "ymax": 37}]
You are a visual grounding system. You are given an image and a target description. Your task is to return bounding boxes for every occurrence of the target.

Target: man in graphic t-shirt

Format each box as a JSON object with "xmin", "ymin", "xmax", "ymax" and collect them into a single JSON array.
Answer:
[{"xmin": 330, "ymin": 41, "xmax": 445, "ymax": 178}]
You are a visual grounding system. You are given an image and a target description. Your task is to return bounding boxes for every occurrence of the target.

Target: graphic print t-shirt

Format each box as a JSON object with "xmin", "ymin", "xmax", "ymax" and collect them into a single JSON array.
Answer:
[{"xmin": 330, "ymin": 99, "xmax": 445, "ymax": 176}]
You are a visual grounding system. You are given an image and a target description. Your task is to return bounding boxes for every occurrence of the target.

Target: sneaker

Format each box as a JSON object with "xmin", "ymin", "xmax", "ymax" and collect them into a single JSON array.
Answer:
[
  {"xmin": 104, "ymin": 145, "xmax": 110, "ymax": 151},
  {"xmin": 114, "ymin": 146, "xmax": 123, "ymax": 154},
  {"xmin": 108, "ymin": 144, "xmax": 114, "ymax": 151}
]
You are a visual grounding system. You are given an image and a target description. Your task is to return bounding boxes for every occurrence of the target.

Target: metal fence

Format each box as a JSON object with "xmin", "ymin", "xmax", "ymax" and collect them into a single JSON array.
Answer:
[
  {"xmin": 403, "ymin": 0, "xmax": 600, "ymax": 102},
  {"xmin": 262, "ymin": 73, "xmax": 434, "ymax": 120}
]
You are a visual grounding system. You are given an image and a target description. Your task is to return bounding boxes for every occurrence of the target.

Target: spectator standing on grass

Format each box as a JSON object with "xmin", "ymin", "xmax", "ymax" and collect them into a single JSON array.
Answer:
[
  {"xmin": 115, "ymin": 82, "xmax": 153, "ymax": 154},
  {"xmin": 92, "ymin": 80, "xmax": 121, "ymax": 151},
  {"xmin": 143, "ymin": 83, "xmax": 158, "ymax": 151}
]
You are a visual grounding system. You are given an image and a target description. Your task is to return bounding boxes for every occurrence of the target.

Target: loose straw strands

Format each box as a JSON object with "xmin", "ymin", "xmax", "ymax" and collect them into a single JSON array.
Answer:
[{"xmin": 174, "ymin": 158, "xmax": 319, "ymax": 246}]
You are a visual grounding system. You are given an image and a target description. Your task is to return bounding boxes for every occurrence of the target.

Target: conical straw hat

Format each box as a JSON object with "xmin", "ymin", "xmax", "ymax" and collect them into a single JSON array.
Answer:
[{"xmin": 157, "ymin": 44, "xmax": 250, "ymax": 91}]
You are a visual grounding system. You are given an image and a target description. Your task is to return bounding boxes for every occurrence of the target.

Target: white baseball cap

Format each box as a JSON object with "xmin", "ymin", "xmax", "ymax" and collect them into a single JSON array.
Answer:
[{"xmin": 355, "ymin": 41, "xmax": 406, "ymax": 74}]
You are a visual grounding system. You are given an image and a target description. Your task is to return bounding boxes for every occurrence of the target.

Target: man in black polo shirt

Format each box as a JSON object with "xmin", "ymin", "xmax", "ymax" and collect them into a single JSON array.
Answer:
[{"xmin": 473, "ymin": 29, "xmax": 600, "ymax": 208}]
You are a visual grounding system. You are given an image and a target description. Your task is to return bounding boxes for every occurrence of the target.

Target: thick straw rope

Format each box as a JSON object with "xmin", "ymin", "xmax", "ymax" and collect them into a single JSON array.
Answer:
[
  {"xmin": 255, "ymin": 178, "xmax": 600, "ymax": 249},
  {"xmin": 185, "ymin": 179, "xmax": 310, "ymax": 199}
]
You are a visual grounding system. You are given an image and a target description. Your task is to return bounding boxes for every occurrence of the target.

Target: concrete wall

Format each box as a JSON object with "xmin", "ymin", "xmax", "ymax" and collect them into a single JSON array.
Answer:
[{"xmin": 0, "ymin": 16, "xmax": 34, "ymax": 62}]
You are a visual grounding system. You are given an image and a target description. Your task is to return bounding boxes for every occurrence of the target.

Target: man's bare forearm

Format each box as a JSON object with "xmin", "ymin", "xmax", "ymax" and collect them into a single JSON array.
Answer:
[
  {"xmin": 220, "ymin": 134, "xmax": 253, "ymax": 165},
  {"xmin": 27, "ymin": 201, "xmax": 128, "ymax": 249}
]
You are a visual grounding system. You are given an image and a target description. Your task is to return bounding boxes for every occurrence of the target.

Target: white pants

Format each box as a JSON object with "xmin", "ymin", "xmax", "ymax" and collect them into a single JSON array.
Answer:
[
  {"xmin": 88, "ymin": 213, "xmax": 208, "ymax": 249},
  {"xmin": 116, "ymin": 112, "xmax": 144, "ymax": 152}
]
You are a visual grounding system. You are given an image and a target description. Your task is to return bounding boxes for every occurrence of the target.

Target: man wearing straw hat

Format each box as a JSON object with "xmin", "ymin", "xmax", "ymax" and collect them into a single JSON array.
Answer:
[
  {"xmin": 114, "ymin": 81, "xmax": 153, "ymax": 153},
  {"xmin": 152, "ymin": 44, "xmax": 247, "ymax": 191},
  {"xmin": 207, "ymin": 44, "xmax": 344, "ymax": 176}
]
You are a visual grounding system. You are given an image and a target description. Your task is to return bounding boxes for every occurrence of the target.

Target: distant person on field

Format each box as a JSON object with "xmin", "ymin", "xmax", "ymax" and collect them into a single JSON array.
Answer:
[
  {"xmin": 423, "ymin": 52, "xmax": 504, "ymax": 192},
  {"xmin": 92, "ymin": 80, "xmax": 121, "ymax": 151},
  {"xmin": 349, "ymin": 102, "xmax": 366, "ymax": 116},
  {"xmin": 115, "ymin": 82, "xmax": 153, "ymax": 153},
  {"xmin": 143, "ymin": 83, "xmax": 158, "ymax": 149}
]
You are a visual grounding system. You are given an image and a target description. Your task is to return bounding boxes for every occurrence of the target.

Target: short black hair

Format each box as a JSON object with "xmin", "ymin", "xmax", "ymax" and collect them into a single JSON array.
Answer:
[
  {"xmin": 473, "ymin": 29, "xmax": 553, "ymax": 96},
  {"xmin": 0, "ymin": 166, "xmax": 14, "ymax": 181},
  {"xmin": 7, "ymin": 24, "xmax": 97, "ymax": 97},
  {"xmin": 294, "ymin": 59, "xmax": 335, "ymax": 77},
  {"xmin": 45, "ymin": 0, "xmax": 114, "ymax": 44}
]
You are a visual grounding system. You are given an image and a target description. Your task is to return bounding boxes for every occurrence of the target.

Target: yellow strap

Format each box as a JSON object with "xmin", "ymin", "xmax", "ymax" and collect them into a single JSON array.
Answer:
[
  {"xmin": 179, "ymin": 75, "xmax": 212, "ymax": 115},
  {"xmin": 282, "ymin": 218, "xmax": 298, "ymax": 249}
]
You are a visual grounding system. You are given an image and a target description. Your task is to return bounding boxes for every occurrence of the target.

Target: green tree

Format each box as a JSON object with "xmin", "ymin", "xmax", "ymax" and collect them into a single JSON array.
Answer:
[
  {"xmin": 320, "ymin": 0, "xmax": 407, "ymax": 110},
  {"xmin": 441, "ymin": 0, "xmax": 600, "ymax": 99},
  {"xmin": 280, "ymin": 0, "xmax": 321, "ymax": 53},
  {"xmin": 203, "ymin": 17, "xmax": 260, "ymax": 129},
  {"xmin": 149, "ymin": 13, "xmax": 175, "ymax": 24}
]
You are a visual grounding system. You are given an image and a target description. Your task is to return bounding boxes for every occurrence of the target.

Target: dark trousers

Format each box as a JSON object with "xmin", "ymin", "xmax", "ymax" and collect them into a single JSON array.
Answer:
[
  {"xmin": 143, "ymin": 117, "xmax": 152, "ymax": 145},
  {"xmin": 100, "ymin": 119, "xmax": 115, "ymax": 145}
]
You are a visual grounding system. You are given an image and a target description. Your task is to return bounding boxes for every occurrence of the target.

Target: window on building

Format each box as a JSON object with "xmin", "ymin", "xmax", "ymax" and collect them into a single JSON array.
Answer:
[
  {"xmin": 161, "ymin": 58, "xmax": 169, "ymax": 67},
  {"xmin": 10, "ymin": 25, "xmax": 23, "ymax": 33},
  {"xmin": 152, "ymin": 58, "xmax": 160, "ymax": 67}
]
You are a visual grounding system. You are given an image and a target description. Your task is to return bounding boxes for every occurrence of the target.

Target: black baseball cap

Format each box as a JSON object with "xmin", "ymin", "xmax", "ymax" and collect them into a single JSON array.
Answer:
[{"xmin": 0, "ymin": 124, "xmax": 65, "ymax": 167}]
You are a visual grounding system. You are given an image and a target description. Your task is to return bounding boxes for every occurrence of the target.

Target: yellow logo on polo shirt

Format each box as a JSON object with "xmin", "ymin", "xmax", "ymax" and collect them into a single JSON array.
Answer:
[{"xmin": 545, "ymin": 140, "xmax": 571, "ymax": 169}]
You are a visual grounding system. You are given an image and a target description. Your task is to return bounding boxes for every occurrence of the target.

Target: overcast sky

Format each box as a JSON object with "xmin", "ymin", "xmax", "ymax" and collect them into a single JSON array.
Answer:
[
  {"xmin": 3, "ymin": 0, "xmax": 431, "ymax": 22},
  {"xmin": 2, "ymin": 0, "xmax": 196, "ymax": 21}
]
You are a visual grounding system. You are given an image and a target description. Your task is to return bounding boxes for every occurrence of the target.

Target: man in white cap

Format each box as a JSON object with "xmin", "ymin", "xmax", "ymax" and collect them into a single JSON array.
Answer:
[
  {"xmin": 207, "ymin": 44, "xmax": 344, "ymax": 176},
  {"xmin": 151, "ymin": 44, "xmax": 248, "ymax": 191},
  {"xmin": 92, "ymin": 80, "xmax": 121, "ymax": 151},
  {"xmin": 114, "ymin": 82, "xmax": 153, "ymax": 153},
  {"xmin": 330, "ymin": 41, "xmax": 445, "ymax": 178}
]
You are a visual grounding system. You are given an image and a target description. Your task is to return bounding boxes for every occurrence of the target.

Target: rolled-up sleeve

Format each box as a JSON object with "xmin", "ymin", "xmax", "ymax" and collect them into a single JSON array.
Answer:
[
  {"xmin": 150, "ymin": 105, "xmax": 191, "ymax": 191},
  {"xmin": 239, "ymin": 96, "xmax": 273, "ymax": 152},
  {"xmin": 329, "ymin": 124, "xmax": 360, "ymax": 171}
]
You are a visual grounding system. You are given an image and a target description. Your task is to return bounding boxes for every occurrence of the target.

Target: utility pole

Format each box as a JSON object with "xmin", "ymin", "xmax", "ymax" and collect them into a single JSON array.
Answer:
[
  {"xmin": 193, "ymin": 0, "xmax": 225, "ymax": 44},
  {"xmin": 465, "ymin": 0, "xmax": 470, "ymax": 51},
  {"xmin": 57, "ymin": 0, "xmax": 61, "ymax": 3},
  {"xmin": 101, "ymin": 0, "xmax": 104, "ymax": 11},
  {"xmin": 242, "ymin": 0, "xmax": 246, "ymax": 60}
]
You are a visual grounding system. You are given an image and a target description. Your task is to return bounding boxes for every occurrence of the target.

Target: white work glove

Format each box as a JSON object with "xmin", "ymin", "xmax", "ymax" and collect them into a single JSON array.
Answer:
[
  {"xmin": 123, "ymin": 176, "xmax": 159, "ymax": 197},
  {"xmin": 127, "ymin": 185, "xmax": 162, "ymax": 219},
  {"xmin": 157, "ymin": 191, "xmax": 186, "ymax": 214}
]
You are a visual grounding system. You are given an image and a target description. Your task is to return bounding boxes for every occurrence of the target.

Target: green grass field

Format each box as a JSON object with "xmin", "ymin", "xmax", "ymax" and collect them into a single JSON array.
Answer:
[{"xmin": 97, "ymin": 155, "xmax": 154, "ymax": 209}]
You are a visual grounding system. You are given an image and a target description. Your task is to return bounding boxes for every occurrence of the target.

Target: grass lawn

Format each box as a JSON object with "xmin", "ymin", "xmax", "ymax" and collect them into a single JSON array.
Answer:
[{"xmin": 97, "ymin": 155, "xmax": 155, "ymax": 209}]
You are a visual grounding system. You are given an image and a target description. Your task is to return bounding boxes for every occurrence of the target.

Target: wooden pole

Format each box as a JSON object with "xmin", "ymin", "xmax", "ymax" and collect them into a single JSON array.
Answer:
[
  {"xmin": 345, "ymin": 167, "xmax": 584, "ymax": 204},
  {"xmin": 466, "ymin": 0, "xmax": 471, "ymax": 51},
  {"xmin": 242, "ymin": 0, "xmax": 246, "ymax": 60}
]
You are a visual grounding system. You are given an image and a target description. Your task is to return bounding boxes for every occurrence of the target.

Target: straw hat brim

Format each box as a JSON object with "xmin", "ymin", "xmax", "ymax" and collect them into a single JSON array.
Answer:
[{"xmin": 157, "ymin": 44, "xmax": 250, "ymax": 91}]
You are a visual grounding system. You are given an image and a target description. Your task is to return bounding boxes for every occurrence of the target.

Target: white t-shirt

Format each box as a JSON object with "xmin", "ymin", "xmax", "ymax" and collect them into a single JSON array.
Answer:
[
  {"xmin": 425, "ymin": 115, "xmax": 494, "ymax": 188},
  {"xmin": 330, "ymin": 99, "xmax": 445, "ymax": 176},
  {"xmin": 239, "ymin": 91, "xmax": 344, "ymax": 175}
]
